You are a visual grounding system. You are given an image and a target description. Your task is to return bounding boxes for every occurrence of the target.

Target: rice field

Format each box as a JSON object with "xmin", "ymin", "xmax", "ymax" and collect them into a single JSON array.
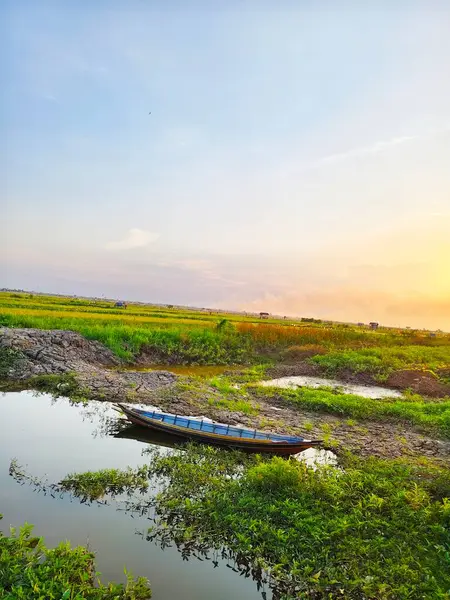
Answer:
[{"xmin": 1, "ymin": 291, "xmax": 449, "ymax": 371}]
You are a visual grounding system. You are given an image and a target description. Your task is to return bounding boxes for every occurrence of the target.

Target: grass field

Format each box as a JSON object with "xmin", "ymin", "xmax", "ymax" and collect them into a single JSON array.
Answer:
[{"xmin": 1, "ymin": 292, "xmax": 449, "ymax": 373}]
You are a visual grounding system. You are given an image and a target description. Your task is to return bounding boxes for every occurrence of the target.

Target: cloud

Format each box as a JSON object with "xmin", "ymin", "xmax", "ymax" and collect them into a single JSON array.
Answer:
[
  {"xmin": 314, "ymin": 135, "xmax": 418, "ymax": 167},
  {"xmin": 105, "ymin": 228, "xmax": 159, "ymax": 250},
  {"xmin": 303, "ymin": 126, "xmax": 450, "ymax": 172},
  {"xmin": 40, "ymin": 93, "xmax": 59, "ymax": 103}
]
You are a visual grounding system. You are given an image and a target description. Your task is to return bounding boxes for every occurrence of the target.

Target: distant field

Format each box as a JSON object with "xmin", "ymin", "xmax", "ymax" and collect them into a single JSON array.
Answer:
[
  {"xmin": 0, "ymin": 292, "xmax": 297, "ymax": 325},
  {"xmin": 1, "ymin": 292, "xmax": 449, "ymax": 371}
]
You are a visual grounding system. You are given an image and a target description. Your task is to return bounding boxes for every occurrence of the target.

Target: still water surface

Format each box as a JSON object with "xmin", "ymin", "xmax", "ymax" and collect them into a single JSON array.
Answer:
[
  {"xmin": 260, "ymin": 375, "xmax": 403, "ymax": 399},
  {"xmin": 0, "ymin": 391, "xmax": 263, "ymax": 600}
]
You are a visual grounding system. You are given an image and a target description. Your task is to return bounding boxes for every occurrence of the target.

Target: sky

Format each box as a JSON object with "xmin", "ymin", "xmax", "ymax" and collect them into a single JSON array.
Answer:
[{"xmin": 1, "ymin": 1, "xmax": 450, "ymax": 330}]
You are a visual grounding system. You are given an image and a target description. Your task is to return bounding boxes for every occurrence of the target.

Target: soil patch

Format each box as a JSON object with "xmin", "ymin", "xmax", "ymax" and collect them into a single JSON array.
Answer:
[
  {"xmin": 0, "ymin": 327, "xmax": 119, "ymax": 377},
  {"xmin": 387, "ymin": 369, "xmax": 450, "ymax": 397},
  {"xmin": 266, "ymin": 362, "xmax": 321, "ymax": 378}
]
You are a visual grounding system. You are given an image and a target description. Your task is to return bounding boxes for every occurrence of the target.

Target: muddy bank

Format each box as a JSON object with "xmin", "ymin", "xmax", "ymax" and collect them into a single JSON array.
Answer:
[
  {"xmin": 266, "ymin": 361, "xmax": 450, "ymax": 398},
  {"xmin": 0, "ymin": 327, "xmax": 120, "ymax": 376},
  {"xmin": 0, "ymin": 328, "xmax": 176, "ymax": 400}
]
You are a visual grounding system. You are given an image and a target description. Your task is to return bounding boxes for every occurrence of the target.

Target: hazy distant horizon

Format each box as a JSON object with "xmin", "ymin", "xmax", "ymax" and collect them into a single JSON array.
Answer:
[
  {"xmin": 1, "ymin": 284, "xmax": 447, "ymax": 333},
  {"xmin": 2, "ymin": 2, "xmax": 449, "ymax": 332}
]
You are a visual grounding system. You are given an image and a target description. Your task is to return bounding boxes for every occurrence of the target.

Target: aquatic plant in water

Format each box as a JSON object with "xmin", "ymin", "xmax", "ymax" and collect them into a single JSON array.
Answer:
[{"xmin": 0, "ymin": 515, "xmax": 151, "ymax": 599}]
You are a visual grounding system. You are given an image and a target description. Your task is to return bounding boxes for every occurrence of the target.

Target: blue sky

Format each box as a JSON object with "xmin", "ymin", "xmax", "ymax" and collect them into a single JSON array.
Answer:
[{"xmin": 2, "ymin": 1, "xmax": 450, "ymax": 329}]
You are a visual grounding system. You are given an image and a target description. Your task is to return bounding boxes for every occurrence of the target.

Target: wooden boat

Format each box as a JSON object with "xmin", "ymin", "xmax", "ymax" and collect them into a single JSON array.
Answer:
[{"xmin": 114, "ymin": 403, "xmax": 321, "ymax": 455}]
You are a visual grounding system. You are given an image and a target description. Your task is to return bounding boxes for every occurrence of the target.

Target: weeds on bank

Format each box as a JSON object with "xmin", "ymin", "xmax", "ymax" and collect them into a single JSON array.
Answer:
[
  {"xmin": 0, "ymin": 347, "xmax": 24, "ymax": 379},
  {"xmin": 251, "ymin": 385, "xmax": 450, "ymax": 438},
  {"xmin": 0, "ymin": 515, "xmax": 151, "ymax": 599},
  {"xmin": 0, "ymin": 373, "xmax": 90, "ymax": 404}
]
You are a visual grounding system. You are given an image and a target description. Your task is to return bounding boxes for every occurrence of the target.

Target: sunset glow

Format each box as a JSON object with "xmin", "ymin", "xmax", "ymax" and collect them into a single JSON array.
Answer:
[{"xmin": 2, "ymin": 2, "xmax": 450, "ymax": 330}]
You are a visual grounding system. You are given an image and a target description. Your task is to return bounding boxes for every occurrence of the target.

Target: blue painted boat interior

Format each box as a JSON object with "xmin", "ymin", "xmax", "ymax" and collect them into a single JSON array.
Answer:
[{"xmin": 134, "ymin": 408, "xmax": 304, "ymax": 442}]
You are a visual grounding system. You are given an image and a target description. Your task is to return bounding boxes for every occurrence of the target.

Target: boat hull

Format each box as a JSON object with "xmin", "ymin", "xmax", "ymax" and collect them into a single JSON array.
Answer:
[{"xmin": 116, "ymin": 404, "xmax": 320, "ymax": 455}]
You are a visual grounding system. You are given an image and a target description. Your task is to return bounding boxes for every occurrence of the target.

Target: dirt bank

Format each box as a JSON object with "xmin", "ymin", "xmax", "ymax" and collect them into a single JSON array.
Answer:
[{"xmin": 0, "ymin": 328, "xmax": 176, "ymax": 400}]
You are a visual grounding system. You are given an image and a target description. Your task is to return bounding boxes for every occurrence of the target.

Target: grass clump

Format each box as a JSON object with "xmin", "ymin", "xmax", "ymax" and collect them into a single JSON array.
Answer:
[
  {"xmin": 206, "ymin": 395, "xmax": 259, "ymax": 415},
  {"xmin": 0, "ymin": 515, "xmax": 151, "ymax": 599},
  {"xmin": 59, "ymin": 466, "xmax": 152, "ymax": 501},
  {"xmin": 282, "ymin": 344, "xmax": 328, "ymax": 361},
  {"xmin": 0, "ymin": 347, "xmax": 24, "ymax": 378}
]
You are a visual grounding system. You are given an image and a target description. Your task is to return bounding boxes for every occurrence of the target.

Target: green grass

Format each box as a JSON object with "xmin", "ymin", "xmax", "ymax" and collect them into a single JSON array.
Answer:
[
  {"xmin": 144, "ymin": 447, "xmax": 450, "ymax": 599},
  {"xmin": 206, "ymin": 395, "xmax": 260, "ymax": 415},
  {"xmin": 22, "ymin": 446, "xmax": 448, "ymax": 600},
  {"xmin": 251, "ymin": 385, "xmax": 450, "ymax": 438},
  {"xmin": 59, "ymin": 466, "xmax": 152, "ymax": 501},
  {"xmin": 312, "ymin": 346, "xmax": 450, "ymax": 380},
  {"xmin": 0, "ymin": 313, "xmax": 252, "ymax": 363},
  {"xmin": 0, "ymin": 515, "xmax": 151, "ymax": 599}
]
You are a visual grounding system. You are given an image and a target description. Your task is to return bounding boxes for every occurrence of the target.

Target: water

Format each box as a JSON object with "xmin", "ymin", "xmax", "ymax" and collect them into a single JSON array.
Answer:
[
  {"xmin": 259, "ymin": 375, "xmax": 403, "ymax": 399},
  {"xmin": 0, "ymin": 391, "xmax": 262, "ymax": 600}
]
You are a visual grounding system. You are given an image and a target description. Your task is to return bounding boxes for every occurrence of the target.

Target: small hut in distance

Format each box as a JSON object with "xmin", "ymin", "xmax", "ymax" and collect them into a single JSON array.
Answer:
[
  {"xmin": 114, "ymin": 301, "xmax": 127, "ymax": 308},
  {"xmin": 259, "ymin": 312, "xmax": 270, "ymax": 319},
  {"xmin": 369, "ymin": 322, "xmax": 379, "ymax": 330}
]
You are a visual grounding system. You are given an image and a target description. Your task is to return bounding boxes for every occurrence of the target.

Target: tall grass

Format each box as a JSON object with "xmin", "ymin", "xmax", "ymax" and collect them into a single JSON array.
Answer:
[
  {"xmin": 237, "ymin": 322, "xmax": 377, "ymax": 347},
  {"xmin": 312, "ymin": 346, "xmax": 450, "ymax": 378}
]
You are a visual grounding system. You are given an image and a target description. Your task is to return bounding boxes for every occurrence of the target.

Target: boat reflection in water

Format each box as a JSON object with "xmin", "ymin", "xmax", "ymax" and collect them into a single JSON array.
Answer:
[{"xmin": 114, "ymin": 421, "xmax": 188, "ymax": 450}]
